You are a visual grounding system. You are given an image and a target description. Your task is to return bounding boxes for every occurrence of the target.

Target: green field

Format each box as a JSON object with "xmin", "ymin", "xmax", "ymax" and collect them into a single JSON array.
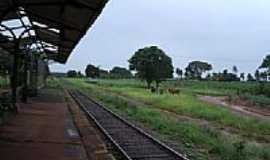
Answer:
[{"xmin": 61, "ymin": 78, "xmax": 270, "ymax": 160}]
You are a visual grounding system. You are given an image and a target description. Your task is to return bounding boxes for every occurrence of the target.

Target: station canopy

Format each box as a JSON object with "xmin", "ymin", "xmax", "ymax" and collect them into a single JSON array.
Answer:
[{"xmin": 0, "ymin": 0, "xmax": 108, "ymax": 63}]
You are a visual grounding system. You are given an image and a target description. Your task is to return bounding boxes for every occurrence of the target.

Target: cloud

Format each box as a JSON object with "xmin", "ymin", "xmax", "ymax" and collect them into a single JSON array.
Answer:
[{"xmin": 51, "ymin": 0, "xmax": 270, "ymax": 74}]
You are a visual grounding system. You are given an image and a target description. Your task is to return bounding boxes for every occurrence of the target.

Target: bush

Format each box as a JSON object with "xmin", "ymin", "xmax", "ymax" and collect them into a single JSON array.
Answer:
[{"xmin": 67, "ymin": 70, "xmax": 77, "ymax": 77}]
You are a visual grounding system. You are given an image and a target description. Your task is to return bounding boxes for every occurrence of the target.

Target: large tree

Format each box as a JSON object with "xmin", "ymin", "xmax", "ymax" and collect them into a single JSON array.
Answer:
[
  {"xmin": 129, "ymin": 46, "xmax": 173, "ymax": 88},
  {"xmin": 85, "ymin": 64, "xmax": 99, "ymax": 78},
  {"xmin": 185, "ymin": 61, "xmax": 212, "ymax": 79}
]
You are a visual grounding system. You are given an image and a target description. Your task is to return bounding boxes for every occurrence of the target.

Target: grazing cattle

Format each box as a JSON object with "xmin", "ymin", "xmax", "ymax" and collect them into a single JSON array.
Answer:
[{"xmin": 168, "ymin": 88, "xmax": 180, "ymax": 95}]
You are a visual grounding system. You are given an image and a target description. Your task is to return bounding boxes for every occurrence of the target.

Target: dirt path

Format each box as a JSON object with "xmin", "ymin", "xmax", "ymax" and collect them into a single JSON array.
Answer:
[{"xmin": 198, "ymin": 95, "xmax": 270, "ymax": 121}]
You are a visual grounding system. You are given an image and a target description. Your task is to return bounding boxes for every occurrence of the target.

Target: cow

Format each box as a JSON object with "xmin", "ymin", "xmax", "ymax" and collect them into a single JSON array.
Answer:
[{"xmin": 168, "ymin": 88, "xmax": 180, "ymax": 95}]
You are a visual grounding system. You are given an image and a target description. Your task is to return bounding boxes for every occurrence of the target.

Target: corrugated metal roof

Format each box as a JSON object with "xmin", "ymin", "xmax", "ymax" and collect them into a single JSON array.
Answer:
[{"xmin": 0, "ymin": 0, "xmax": 108, "ymax": 63}]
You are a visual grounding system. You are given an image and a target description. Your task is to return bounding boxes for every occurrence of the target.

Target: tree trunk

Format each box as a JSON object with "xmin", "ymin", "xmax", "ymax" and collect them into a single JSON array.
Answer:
[
  {"xmin": 147, "ymin": 81, "xmax": 151, "ymax": 89},
  {"xmin": 156, "ymin": 81, "xmax": 159, "ymax": 90}
]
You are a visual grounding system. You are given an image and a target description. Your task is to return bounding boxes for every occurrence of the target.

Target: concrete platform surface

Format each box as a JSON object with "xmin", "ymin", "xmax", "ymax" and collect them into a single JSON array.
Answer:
[{"xmin": 0, "ymin": 89, "xmax": 88, "ymax": 160}]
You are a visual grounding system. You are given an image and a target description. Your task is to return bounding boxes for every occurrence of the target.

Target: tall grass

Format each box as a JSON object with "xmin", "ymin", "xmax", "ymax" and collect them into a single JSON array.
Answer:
[
  {"xmin": 63, "ymin": 78, "xmax": 270, "ymax": 160},
  {"xmin": 86, "ymin": 81, "xmax": 270, "ymax": 139},
  {"xmin": 90, "ymin": 79, "xmax": 270, "ymax": 106},
  {"xmin": 166, "ymin": 80, "xmax": 270, "ymax": 97}
]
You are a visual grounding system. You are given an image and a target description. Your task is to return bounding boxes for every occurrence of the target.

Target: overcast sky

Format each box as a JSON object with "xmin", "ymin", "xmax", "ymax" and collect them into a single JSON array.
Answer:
[{"xmin": 50, "ymin": 0, "xmax": 270, "ymax": 75}]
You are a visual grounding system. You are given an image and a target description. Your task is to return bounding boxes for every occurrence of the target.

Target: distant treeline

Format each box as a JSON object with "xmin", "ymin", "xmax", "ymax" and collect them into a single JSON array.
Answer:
[
  {"xmin": 66, "ymin": 65, "xmax": 133, "ymax": 79},
  {"xmin": 65, "ymin": 46, "xmax": 270, "ymax": 85}
]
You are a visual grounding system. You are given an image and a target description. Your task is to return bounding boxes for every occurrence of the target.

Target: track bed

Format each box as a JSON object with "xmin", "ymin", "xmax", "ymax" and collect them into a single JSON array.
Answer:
[{"xmin": 69, "ymin": 90, "xmax": 188, "ymax": 160}]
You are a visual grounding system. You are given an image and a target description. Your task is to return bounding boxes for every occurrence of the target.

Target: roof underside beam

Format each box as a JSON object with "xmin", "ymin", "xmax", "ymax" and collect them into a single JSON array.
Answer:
[{"xmin": 0, "ymin": 0, "xmax": 108, "ymax": 63}]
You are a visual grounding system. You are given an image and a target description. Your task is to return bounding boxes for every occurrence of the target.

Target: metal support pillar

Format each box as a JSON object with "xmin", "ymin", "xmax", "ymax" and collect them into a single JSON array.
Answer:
[
  {"xmin": 21, "ymin": 55, "xmax": 28, "ymax": 103},
  {"xmin": 32, "ymin": 56, "xmax": 38, "ymax": 96},
  {"xmin": 11, "ymin": 39, "xmax": 19, "ymax": 112}
]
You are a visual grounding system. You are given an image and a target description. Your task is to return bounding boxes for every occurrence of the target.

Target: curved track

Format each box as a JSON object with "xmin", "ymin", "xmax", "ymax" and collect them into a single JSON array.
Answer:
[{"xmin": 69, "ymin": 89, "xmax": 188, "ymax": 160}]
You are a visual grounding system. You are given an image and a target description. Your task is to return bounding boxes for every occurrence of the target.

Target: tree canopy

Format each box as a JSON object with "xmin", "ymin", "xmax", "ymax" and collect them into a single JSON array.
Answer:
[
  {"xmin": 110, "ymin": 67, "xmax": 132, "ymax": 79},
  {"xmin": 129, "ymin": 46, "xmax": 173, "ymax": 88},
  {"xmin": 99, "ymin": 69, "xmax": 109, "ymax": 78},
  {"xmin": 208, "ymin": 69, "xmax": 240, "ymax": 81},
  {"xmin": 85, "ymin": 64, "xmax": 99, "ymax": 78},
  {"xmin": 255, "ymin": 70, "xmax": 260, "ymax": 81},
  {"xmin": 247, "ymin": 73, "xmax": 255, "ymax": 81},
  {"xmin": 67, "ymin": 70, "xmax": 77, "ymax": 78},
  {"xmin": 185, "ymin": 61, "xmax": 212, "ymax": 79},
  {"xmin": 240, "ymin": 73, "xmax": 245, "ymax": 81},
  {"xmin": 259, "ymin": 55, "xmax": 270, "ymax": 82},
  {"xmin": 232, "ymin": 65, "xmax": 238, "ymax": 74},
  {"xmin": 260, "ymin": 55, "xmax": 270, "ymax": 70}
]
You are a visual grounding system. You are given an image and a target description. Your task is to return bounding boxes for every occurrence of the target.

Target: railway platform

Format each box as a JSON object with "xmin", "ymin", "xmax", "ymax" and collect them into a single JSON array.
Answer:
[{"xmin": 0, "ymin": 88, "xmax": 113, "ymax": 160}]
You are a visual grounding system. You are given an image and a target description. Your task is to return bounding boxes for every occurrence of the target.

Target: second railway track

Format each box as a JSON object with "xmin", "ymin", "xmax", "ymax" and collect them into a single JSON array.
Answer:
[{"xmin": 69, "ymin": 89, "xmax": 188, "ymax": 160}]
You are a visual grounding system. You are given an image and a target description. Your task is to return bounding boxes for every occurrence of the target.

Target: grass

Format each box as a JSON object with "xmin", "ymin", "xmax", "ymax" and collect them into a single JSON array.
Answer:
[
  {"xmin": 61, "ymin": 78, "xmax": 270, "ymax": 160},
  {"xmin": 239, "ymin": 94, "xmax": 270, "ymax": 108},
  {"xmin": 167, "ymin": 80, "xmax": 270, "ymax": 106},
  {"xmin": 91, "ymin": 79, "xmax": 270, "ymax": 107},
  {"xmin": 77, "ymin": 79, "xmax": 270, "ymax": 136},
  {"xmin": 46, "ymin": 77, "xmax": 62, "ymax": 89}
]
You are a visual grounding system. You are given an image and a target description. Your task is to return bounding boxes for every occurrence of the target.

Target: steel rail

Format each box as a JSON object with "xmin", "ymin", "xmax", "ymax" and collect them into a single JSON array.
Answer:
[
  {"xmin": 69, "ymin": 90, "xmax": 132, "ymax": 160},
  {"xmin": 69, "ymin": 89, "xmax": 189, "ymax": 160}
]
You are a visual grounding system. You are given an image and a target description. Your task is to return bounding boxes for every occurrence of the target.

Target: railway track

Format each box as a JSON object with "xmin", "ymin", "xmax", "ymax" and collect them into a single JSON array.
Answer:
[{"xmin": 69, "ymin": 89, "xmax": 188, "ymax": 160}]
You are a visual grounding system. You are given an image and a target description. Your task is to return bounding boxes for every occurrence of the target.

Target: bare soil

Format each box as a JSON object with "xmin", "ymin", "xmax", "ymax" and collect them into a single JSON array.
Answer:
[
  {"xmin": 198, "ymin": 95, "xmax": 270, "ymax": 121},
  {"xmin": 107, "ymin": 91, "xmax": 269, "ymax": 142}
]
